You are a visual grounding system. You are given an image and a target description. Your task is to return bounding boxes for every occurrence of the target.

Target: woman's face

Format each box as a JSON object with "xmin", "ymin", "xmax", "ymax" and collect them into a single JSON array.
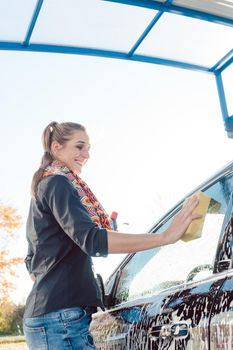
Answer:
[{"xmin": 52, "ymin": 130, "xmax": 90, "ymax": 174}]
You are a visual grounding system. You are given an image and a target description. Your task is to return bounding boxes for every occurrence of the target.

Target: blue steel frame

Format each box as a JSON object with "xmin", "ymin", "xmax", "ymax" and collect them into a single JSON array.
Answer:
[{"xmin": 0, "ymin": 0, "xmax": 232, "ymax": 136}]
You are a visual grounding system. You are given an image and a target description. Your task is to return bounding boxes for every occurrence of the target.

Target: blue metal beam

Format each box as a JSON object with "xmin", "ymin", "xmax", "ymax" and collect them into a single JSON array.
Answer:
[
  {"xmin": 23, "ymin": 0, "xmax": 44, "ymax": 46},
  {"xmin": 128, "ymin": 0, "xmax": 173, "ymax": 56},
  {"xmin": 104, "ymin": 0, "xmax": 233, "ymax": 27},
  {"xmin": 128, "ymin": 11, "xmax": 164, "ymax": 56},
  {"xmin": 0, "ymin": 41, "xmax": 212, "ymax": 73},
  {"xmin": 215, "ymin": 71, "xmax": 233, "ymax": 137},
  {"xmin": 217, "ymin": 55, "xmax": 233, "ymax": 73},
  {"xmin": 210, "ymin": 49, "xmax": 233, "ymax": 72}
]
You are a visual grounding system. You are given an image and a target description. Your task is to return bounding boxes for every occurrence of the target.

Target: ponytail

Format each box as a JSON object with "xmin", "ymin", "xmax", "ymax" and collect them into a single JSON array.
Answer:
[
  {"xmin": 31, "ymin": 151, "xmax": 54, "ymax": 198},
  {"xmin": 31, "ymin": 121, "xmax": 57, "ymax": 198}
]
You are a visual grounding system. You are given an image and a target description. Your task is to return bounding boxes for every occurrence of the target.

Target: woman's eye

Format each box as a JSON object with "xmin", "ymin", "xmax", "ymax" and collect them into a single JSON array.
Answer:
[{"xmin": 76, "ymin": 146, "xmax": 83, "ymax": 150}]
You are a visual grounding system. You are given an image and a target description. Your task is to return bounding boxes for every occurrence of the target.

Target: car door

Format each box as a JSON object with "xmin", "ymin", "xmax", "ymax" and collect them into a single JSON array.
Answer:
[{"xmin": 90, "ymin": 165, "xmax": 233, "ymax": 350}]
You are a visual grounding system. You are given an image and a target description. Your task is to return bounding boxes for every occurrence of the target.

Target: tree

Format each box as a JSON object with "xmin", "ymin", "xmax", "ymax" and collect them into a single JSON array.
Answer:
[
  {"xmin": 0, "ymin": 301, "xmax": 25, "ymax": 335},
  {"xmin": 0, "ymin": 204, "xmax": 22, "ymax": 302}
]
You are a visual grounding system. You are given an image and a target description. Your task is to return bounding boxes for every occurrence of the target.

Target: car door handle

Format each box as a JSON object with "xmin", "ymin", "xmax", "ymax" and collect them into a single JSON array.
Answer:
[
  {"xmin": 171, "ymin": 322, "xmax": 189, "ymax": 337},
  {"xmin": 149, "ymin": 325, "xmax": 172, "ymax": 339},
  {"xmin": 149, "ymin": 322, "xmax": 189, "ymax": 339}
]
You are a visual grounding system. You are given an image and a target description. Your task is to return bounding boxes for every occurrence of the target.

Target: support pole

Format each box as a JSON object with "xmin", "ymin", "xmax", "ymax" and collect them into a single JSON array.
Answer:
[{"xmin": 215, "ymin": 71, "xmax": 233, "ymax": 138}]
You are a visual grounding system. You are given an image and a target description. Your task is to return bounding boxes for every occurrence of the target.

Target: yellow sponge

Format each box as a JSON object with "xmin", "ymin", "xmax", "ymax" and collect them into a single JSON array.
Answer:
[{"xmin": 181, "ymin": 192, "xmax": 211, "ymax": 242}]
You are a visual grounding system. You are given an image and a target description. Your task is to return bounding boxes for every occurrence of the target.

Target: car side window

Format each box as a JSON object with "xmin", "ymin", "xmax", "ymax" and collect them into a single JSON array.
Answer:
[{"xmin": 114, "ymin": 173, "xmax": 233, "ymax": 305}]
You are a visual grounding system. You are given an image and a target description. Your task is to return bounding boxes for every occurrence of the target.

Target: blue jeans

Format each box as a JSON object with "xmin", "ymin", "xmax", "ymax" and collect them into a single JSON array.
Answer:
[{"xmin": 23, "ymin": 307, "xmax": 96, "ymax": 350}]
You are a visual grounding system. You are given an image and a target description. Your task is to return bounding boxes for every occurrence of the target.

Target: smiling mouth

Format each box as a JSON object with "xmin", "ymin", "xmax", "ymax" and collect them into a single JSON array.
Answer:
[{"xmin": 75, "ymin": 161, "xmax": 83, "ymax": 166}]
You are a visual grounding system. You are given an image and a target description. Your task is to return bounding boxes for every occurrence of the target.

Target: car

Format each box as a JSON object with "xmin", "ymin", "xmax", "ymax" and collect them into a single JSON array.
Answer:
[{"xmin": 90, "ymin": 161, "xmax": 233, "ymax": 349}]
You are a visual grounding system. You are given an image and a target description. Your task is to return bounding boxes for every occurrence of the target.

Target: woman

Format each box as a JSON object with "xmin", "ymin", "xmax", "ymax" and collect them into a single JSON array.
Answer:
[{"xmin": 23, "ymin": 121, "xmax": 199, "ymax": 350}]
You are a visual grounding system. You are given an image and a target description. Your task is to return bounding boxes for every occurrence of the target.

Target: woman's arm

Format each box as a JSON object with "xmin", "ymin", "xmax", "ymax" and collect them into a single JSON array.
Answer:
[{"xmin": 107, "ymin": 195, "xmax": 200, "ymax": 254}]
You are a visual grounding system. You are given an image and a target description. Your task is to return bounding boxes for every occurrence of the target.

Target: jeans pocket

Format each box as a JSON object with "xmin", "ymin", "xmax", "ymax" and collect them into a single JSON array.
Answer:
[
  {"xmin": 23, "ymin": 323, "xmax": 48, "ymax": 350},
  {"xmin": 62, "ymin": 307, "xmax": 86, "ymax": 323}
]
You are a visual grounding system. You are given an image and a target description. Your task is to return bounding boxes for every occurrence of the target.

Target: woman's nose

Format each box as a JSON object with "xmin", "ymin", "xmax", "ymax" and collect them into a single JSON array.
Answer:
[{"xmin": 82, "ymin": 149, "xmax": 90, "ymax": 159}]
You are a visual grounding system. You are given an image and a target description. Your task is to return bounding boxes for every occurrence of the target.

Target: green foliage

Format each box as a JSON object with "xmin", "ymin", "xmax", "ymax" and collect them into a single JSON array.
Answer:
[{"xmin": 0, "ymin": 301, "xmax": 25, "ymax": 335}]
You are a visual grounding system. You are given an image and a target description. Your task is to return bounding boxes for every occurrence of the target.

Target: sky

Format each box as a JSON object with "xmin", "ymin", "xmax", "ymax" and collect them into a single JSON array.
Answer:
[{"xmin": 0, "ymin": 0, "xmax": 233, "ymax": 303}]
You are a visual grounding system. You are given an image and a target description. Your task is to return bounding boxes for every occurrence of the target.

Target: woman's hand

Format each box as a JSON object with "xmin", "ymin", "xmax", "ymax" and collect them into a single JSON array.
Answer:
[
  {"xmin": 162, "ymin": 195, "xmax": 200, "ymax": 245},
  {"xmin": 29, "ymin": 273, "xmax": 36, "ymax": 282}
]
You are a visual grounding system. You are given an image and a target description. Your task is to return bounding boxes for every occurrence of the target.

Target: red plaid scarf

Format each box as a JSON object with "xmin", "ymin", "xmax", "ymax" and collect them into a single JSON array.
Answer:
[{"xmin": 43, "ymin": 160, "xmax": 112, "ymax": 230}]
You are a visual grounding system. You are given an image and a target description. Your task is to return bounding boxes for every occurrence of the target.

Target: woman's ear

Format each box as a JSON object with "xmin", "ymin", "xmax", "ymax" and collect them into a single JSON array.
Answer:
[{"xmin": 51, "ymin": 141, "xmax": 63, "ymax": 157}]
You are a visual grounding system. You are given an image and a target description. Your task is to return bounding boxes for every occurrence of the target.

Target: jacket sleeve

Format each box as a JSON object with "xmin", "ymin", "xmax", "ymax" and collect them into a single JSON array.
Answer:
[{"xmin": 41, "ymin": 175, "xmax": 108, "ymax": 257}]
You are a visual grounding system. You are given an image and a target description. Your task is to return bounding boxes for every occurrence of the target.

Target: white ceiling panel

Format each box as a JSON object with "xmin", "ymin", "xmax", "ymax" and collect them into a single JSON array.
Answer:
[
  {"xmin": 136, "ymin": 12, "xmax": 233, "ymax": 66},
  {"xmin": 30, "ymin": 0, "xmax": 157, "ymax": 52},
  {"xmin": 0, "ymin": 0, "xmax": 37, "ymax": 41}
]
